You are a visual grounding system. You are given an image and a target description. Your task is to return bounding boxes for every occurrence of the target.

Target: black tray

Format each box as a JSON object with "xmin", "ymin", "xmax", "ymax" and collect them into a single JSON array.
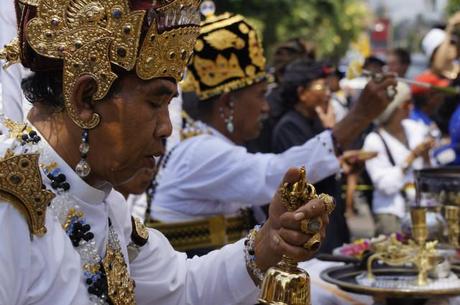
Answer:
[{"xmin": 320, "ymin": 264, "xmax": 460, "ymax": 299}]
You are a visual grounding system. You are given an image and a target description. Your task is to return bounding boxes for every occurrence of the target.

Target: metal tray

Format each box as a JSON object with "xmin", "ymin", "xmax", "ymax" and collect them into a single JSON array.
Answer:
[{"xmin": 320, "ymin": 264, "xmax": 460, "ymax": 299}]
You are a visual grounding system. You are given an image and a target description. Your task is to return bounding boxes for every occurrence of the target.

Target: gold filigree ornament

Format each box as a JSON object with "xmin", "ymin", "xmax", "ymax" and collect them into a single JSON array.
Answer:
[
  {"xmin": 136, "ymin": 25, "xmax": 200, "ymax": 82},
  {"xmin": 103, "ymin": 240, "xmax": 136, "ymax": 305},
  {"xmin": 17, "ymin": 0, "xmax": 200, "ymax": 129},
  {"xmin": 0, "ymin": 38, "xmax": 21, "ymax": 69},
  {"xmin": 0, "ymin": 154, "xmax": 55, "ymax": 237},
  {"xmin": 279, "ymin": 167, "xmax": 318, "ymax": 211}
]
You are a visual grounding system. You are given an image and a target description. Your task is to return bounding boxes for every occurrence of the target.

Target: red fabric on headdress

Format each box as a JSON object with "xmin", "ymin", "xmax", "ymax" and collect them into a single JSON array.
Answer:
[
  {"xmin": 131, "ymin": 0, "xmax": 158, "ymax": 10},
  {"xmin": 411, "ymin": 70, "xmax": 449, "ymax": 96},
  {"xmin": 15, "ymin": 1, "xmax": 62, "ymax": 72}
]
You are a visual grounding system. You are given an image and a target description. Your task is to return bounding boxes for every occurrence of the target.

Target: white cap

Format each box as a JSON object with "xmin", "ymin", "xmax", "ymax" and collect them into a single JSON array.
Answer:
[
  {"xmin": 422, "ymin": 28, "xmax": 446, "ymax": 60},
  {"xmin": 375, "ymin": 82, "xmax": 412, "ymax": 125}
]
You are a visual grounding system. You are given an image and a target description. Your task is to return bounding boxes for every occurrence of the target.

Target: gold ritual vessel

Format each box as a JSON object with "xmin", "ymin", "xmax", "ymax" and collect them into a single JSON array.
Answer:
[
  {"xmin": 367, "ymin": 207, "xmax": 439, "ymax": 286},
  {"xmin": 445, "ymin": 205, "xmax": 460, "ymax": 249},
  {"xmin": 259, "ymin": 167, "xmax": 333, "ymax": 305}
]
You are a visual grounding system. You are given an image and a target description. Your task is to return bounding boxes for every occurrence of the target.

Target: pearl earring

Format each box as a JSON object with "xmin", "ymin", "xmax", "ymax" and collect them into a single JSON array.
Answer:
[
  {"xmin": 75, "ymin": 129, "xmax": 91, "ymax": 178},
  {"xmin": 219, "ymin": 100, "xmax": 235, "ymax": 133}
]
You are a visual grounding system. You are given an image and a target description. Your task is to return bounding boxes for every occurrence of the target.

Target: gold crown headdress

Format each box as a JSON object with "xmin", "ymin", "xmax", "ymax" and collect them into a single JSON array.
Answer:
[
  {"xmin": 180, "ymin": 1, "xmax": 268, "ymax": 101},
  {"xmin": 1, "ymin": 0, "xmax": 201, "ymax": 129}
]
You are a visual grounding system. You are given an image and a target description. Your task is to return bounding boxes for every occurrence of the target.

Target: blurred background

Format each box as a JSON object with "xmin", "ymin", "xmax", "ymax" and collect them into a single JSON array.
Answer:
[{"xmin": 215, "ymin": 0, "xmax": 457, "ymax": 78}]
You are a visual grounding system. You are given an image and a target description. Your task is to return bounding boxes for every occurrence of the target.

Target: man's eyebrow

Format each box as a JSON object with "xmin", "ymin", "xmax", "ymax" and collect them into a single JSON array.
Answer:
[{"xmin": 149, "ymin": 85, "xmax": 178, "ymax": 98}]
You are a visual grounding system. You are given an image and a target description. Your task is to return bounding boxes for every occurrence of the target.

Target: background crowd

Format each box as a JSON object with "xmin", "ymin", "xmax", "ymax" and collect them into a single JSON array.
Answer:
[{"xmin": 2, "ymin": 0, "xmax": 460, "ymax": 249}]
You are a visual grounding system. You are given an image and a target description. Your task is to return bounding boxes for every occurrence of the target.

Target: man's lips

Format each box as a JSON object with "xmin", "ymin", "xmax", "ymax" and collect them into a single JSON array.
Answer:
[{"xmin": 143, "ymin": 156, "xmax": 156, "ymax": 169}]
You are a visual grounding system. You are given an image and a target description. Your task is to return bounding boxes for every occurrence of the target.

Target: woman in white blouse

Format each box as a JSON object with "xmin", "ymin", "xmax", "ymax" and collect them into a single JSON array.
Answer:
[{"xmin": 363, "ymin": 82, "xmax": 434, "ymax": 235}]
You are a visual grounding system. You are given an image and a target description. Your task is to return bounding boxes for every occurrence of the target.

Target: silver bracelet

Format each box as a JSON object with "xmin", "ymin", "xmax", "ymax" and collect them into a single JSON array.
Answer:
[{"xmin": 244, "ymin": 225, "xmax": 265, "ymax": 286}]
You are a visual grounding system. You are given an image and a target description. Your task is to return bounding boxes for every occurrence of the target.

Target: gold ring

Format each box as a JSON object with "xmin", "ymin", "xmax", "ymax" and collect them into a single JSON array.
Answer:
[
  {"xmin": 386, "ymin": 85, "xmax": 397, "ymax": 100},
  {"xmin": 319, "ymin": 193, "xmax": 335, "ymax": 215},
  {"xmin": 303, "ymin": 233, "xmax": 322, "ymax": 252},
  {"xmin": 300, "ymin": 217, "xmax": 323, "ymax": 234},
  {"xmin": 373, "ymin": 72, "xmax": 384, "ymax": 83}
]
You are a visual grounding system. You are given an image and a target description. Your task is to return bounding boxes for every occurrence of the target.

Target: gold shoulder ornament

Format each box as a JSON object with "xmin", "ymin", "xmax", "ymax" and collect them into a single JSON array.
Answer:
[
  {"xmin": 0, "ymin": 153, "xmax": 55, "ymax": 236},
  {"xmin": 130, "ymin": 216, "xmax": 149, "ymax": 247}
]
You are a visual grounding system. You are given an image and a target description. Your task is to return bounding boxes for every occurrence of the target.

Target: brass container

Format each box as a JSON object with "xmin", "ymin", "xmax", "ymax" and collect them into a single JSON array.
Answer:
[
  {"xmin": 259, "ymin": 256, "xmax": 310, "ymax": 305},
  {"xmin": 445, "ymin": 205, "xmax": 460, "ymax": 248},
  {"xmin": 411, "ymin": 207, "xmax": 428, "ymax": 245}
]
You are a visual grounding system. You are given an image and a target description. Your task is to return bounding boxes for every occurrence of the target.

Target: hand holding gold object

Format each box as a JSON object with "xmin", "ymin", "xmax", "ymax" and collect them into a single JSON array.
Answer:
[{"xmin": 259, "ymin": 167, "xmax": 335, "ymax": 305}]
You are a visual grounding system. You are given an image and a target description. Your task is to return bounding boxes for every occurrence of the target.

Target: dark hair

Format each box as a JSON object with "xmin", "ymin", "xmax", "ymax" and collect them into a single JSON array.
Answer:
[
  {"xmin": 22, "ymin": 69, "xmax": 125, "ymax": 109},
  {"xmin": 364, "ymin": 56, "xmax": 386, "ymax": 69},
  {"xmin": 182, "ymin": 91, "xmax": 217, "ymax": 123},
  {"xmin": 390, "ymin": 48, "xmax": 411, "ymax": 66},
  {"xmin": 413, "ymin": 94, "xmax": 427, "ymax": 109},
  {"xmin": 280, "ymin": 58, "xmax": 326, "ymax": 109},
  {"xmin": 22, "ymin": 71, "xmax": 64, "ymax": 108},
  {"xmin": 272, "ymin": 38, "xmax": 315, "ymax": 82}
]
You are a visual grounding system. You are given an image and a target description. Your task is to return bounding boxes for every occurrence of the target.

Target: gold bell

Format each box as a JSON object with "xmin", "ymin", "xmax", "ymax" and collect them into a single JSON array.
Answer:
[
  {"xmin": 258, "ymin": 256, "xmax": 311, "ymax": 305},
  {"xmin": 259, "ymin": 167, "xmax": 324, "ymax": 305}
]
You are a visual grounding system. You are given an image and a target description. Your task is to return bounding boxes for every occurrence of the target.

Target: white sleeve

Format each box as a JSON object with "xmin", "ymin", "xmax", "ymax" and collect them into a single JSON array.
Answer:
[
  {"xmin": 363, "ymin": 133, "xmax": 406, "ymax": 195},
  {"xmin": 130, "ymin": 230, "xmax": 258, "ymax": 305},
  {"xmin": 105, "ymin": 192, "xmax": 259, "ymax": 305},
  {"xmin": 0, "ymin": 204, "xmax": 30, "ymax": 305},
  {"xmin": 176, "ymin": 130, "xmax": 340, "ymax": 206},
  {"xmin": 0, "ymin": 1, "xmax": 29, "ymax": 122}
]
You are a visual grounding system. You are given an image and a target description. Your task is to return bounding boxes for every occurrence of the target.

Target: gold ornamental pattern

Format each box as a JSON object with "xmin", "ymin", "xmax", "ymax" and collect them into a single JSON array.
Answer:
[
  {"xmin": 136, "ymin": 26, "xmax": 200, "ymax": 82},
  {"xmin": 0, "ymin": 154, "xmax": 55, "ymax": 236},
  {"xmin": 194, "ymin": 53, "xmax": 245, "ymax": 87},
  {"xmin": 103, "ymin": 246, "xmax": 137, "ymax": 305},
  {"xmin": 203, "ymin": 29, "xmax": 245, "ymax": 50}
]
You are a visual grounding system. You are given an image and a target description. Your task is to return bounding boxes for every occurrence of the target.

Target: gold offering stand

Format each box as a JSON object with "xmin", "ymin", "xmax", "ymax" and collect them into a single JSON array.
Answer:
[
  {"xmin": 321, "ymin": 207, "xmax": 460, "ymax": 305},
  {"xmin": 366, "ymin": 208, "xmax": 438, "ymax": 286}
]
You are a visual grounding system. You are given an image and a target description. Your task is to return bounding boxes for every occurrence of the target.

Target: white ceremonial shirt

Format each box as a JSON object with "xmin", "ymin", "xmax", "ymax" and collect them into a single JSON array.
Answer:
[
  {"xmin": 363, "ymin": 119, "xmax": 431, "ymax": 219},
  {"xmin": 0, "ymin": 120, "xmax": 259, "ymax": 305},
  {"xmin": 152, "ymin": 125, "xmax": 341, "ymax": 222},
  {"xmin": 0, "ymin": 1, "xmax": 31, "ymax": 122}
]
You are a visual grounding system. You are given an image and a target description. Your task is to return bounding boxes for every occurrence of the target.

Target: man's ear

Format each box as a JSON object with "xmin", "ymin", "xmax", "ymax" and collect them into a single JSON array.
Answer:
[
  {"xmin": 69, "ymin": 75, "xmax": 98, "ymax": 122},
  {"xmin": 297, "ymin": 85, "xmax": 307, "ymax": 103},
  {"xmin": 213, "ymin": 92, "xmax": 233, "ymax": 113}
]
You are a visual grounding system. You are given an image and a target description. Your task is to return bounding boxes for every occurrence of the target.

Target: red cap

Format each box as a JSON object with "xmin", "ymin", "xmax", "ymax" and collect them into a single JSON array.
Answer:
[{"xmin": 411, "ymin": 70, "xmax": 449, "ymax": 95}]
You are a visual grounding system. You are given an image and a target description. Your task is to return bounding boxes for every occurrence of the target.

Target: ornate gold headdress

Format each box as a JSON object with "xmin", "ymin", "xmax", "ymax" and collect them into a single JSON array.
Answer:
[
  {"xmin": 181, "ymin": 2, "xmax": 268, "ymax": 101},
  {"xmin": 1, "ymin": 0, "xmax": 201, "ymax": 128}
]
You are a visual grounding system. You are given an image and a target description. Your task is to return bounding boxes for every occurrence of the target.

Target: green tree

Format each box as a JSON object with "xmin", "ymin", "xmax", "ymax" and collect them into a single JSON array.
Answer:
[
  {"xmin": 215, "ymin": 0, "xmax": 370, "ymax": 62},
  {"xmin": 446, "ymin": 0, "xmax": 460, "ymax": 16}
]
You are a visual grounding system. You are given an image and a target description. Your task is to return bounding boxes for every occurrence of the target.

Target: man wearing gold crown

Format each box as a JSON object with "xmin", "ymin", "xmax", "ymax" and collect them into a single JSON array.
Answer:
[
  {"xmin": 143, "ymin": 4, "xmax": 397, "ymax": 256},
  {"xmin": 0, "ymin": 1, "xmax": 355, "ymax": 304}
]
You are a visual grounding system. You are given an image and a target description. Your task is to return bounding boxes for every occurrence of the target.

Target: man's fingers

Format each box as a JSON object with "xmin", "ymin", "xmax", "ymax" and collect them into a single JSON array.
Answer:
[
  {"xmin": 280, "ymin": 199, "xmax": 326, "ymax": 230},
  {"xmin": 376, "ymin": 75, "xmax": 397, "ymax": 91},
  {"xmin": 271, "ymin": 233, "xmax": 316, "ymax": 262},
  {"xmin": 279, "ymin": 227, "xmax": 312, "ymax": 246}
]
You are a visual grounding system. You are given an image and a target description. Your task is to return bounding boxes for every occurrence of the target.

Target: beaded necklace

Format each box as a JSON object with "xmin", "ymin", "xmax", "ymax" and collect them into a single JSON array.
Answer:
[{"xmin": 3, "ymin": 119, "xmax": 135, "ymax": 305}]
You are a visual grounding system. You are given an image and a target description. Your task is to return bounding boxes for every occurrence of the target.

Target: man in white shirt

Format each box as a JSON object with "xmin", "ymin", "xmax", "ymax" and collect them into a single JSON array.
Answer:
[
  {"xmin": 364, "ymin": 82, "xmax": 434, "ymax": 235},
  {"xmin": 0, "ymin": 1, "xmax": 353, "ymax": 304},
  {"xmin": 144, "ymin": 9, "xmax": 397, "ymax": 255}
]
